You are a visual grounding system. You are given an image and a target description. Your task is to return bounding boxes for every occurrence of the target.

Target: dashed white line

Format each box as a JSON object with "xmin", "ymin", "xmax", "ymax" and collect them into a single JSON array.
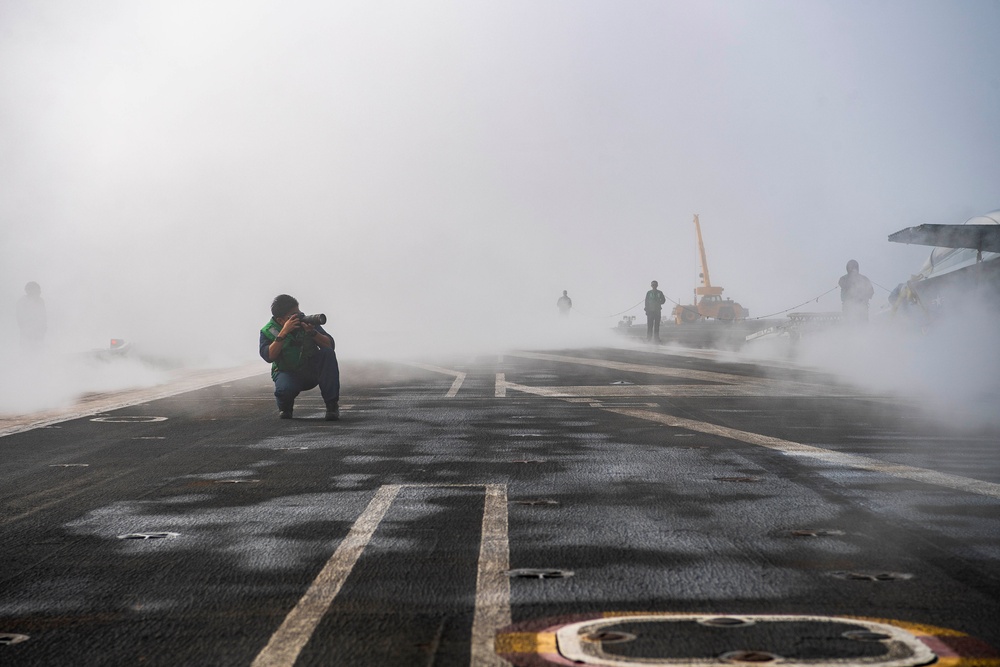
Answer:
[{"xmin": 399, "ymin": 362, "xmax": 467, "ymax": 398}]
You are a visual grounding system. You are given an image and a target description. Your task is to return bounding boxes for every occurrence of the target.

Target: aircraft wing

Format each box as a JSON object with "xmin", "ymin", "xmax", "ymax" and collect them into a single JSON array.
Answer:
[{"xmin": 888, "ymin": 224, "xmax": 1000, "ymax": 253}]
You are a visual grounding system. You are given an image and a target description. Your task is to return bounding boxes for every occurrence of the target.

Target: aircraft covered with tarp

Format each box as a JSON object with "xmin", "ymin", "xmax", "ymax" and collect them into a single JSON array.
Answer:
[{"xmin": 888, "ymin": 209, "xmax": 1000, "ymax": 316}]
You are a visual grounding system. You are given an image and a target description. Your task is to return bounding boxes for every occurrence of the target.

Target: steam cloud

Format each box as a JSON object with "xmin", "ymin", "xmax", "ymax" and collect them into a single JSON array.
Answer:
[{"xmin": 2, "ymin": 2, "xmax": 998, "ymax": 416}]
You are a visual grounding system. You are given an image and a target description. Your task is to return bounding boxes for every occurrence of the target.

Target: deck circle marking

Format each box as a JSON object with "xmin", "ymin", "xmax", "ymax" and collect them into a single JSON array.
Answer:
[
  {"xmin": 552, "ymin": 614, "xmax": 938, "ymax": 666},
  {"xmin": 90, "ymin": 416, "xmax": 168, "ymax": 423}
]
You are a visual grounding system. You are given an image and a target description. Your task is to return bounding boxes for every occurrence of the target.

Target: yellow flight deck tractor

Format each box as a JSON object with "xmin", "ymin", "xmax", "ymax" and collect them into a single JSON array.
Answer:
[{"xmin": 672, "ymin": 214, "xmax": 749, "ymax": 324}]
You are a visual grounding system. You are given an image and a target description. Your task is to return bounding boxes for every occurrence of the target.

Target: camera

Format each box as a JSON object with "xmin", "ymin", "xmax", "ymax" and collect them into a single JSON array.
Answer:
[{"xmin": 298, "ymin": 313, "xmax": 327, "ymax": 326}]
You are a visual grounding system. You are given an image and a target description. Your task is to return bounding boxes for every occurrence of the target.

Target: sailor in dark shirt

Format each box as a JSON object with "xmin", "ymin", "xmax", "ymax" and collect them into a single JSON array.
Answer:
[
  {"xmin": 644, "ymin": 280, "xmax": 666, "ymax": 342},
  {"xmin": 839, "ymin": 260, "xmax": 875, "ymax": 323},
  {"xmin": 259, "ymin": 294, "xmax": 340, "ymax": 420}
]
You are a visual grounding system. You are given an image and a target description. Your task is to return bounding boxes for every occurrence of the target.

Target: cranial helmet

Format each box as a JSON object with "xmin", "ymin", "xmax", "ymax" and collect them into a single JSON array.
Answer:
[{"xmin": 846, "ymin": 260, "xmax": 859, "ymax": 272}]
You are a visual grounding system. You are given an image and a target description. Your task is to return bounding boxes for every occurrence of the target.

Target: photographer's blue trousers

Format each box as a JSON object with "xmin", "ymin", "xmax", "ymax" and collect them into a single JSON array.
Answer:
[{"xmin": 273, "ymin": 347, "xmax": 340, "ymax": 411}]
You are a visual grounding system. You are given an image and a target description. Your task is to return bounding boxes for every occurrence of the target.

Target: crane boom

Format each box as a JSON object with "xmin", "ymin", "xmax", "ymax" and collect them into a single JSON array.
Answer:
[
  {"xmin": 673, "ymin": 213, "xmax": 750, "ymax": 324},
  {"xmin": 693, "ymin": 214, "xmax": 723, "ymax": 296},
  {"xmin": 672, "ymin": 213, "xmax": 748, "ymax": 323}
]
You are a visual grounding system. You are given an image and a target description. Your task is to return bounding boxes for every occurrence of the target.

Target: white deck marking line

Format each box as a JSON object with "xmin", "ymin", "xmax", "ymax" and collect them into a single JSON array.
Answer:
[
  {"xmin": 604, "ymin": 407, "xmax": 1000, "ymax": 500},
  {"xmin": 2, "ymin": 468, "xmax": 152, "ymax": 527},
  {"xmin": 251, "ymin": 484, "xmax": 402, "ymax": 667},
  {"xmin": 499, "ymin": 381, "xmax": 855, "ymax": 399},
  {"xmin": 495, "ymin": 373, "xmax": 507, "ymax": 398},
  {"xmin": 0, "ymin": 363, "xmax": 264, "ymax": 438},
  {"xmin": 399, "ymin": 362, "xmax": 467, "ymax": 398},
  {"xmin": 506, "ymin": 351, "xmax": 779, "ymax": 385},
  {"xmin": 470, "ymin": 484, "xmax": 512, "ymax": 666},
  {"xmin": 446, "ymin": 375, "xmax": 467, "ymax": 398},
  {"xmin": 252, "ymin": 483, "xmax": 511, "ymax": 667}
]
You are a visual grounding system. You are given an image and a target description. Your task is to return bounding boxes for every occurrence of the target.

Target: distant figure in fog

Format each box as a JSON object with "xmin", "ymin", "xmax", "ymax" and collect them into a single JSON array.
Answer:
[
  {"xmin": 260, "ymin": 294, "xmax": 340, "ymax": 421},
  {"xmin": 839, "ymin": 260, "xmax": 874, "ymax": 323},
  {"xmin": 644, "ymin": 280, "xmax": 666, "ymax": 342},
  {"xmin": 17, "ymin": 281, "xmax": 47, "ymax": 352},
  {"xmin": 556, "ymin": 290, "xmax": 572, "ymax": 316}
]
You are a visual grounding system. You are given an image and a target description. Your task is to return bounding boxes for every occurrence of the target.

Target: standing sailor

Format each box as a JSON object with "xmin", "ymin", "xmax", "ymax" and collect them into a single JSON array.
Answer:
[
  {"xmin": 839, "ymin": 260, "xmax": 874, "ymax": 323},
  {"xmin": 644, "ymin": 280, "xmax": 666, "ymax": 342},
  {"xmin": 556, "ymin": 290, "xmax": 573, "ymax": 316}
]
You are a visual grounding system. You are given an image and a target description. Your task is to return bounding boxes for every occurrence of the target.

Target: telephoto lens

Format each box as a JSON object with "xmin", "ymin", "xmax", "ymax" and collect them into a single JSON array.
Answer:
[{"xmin": 300, "ymin": 313, "xmax": 327, "ymax": 326}]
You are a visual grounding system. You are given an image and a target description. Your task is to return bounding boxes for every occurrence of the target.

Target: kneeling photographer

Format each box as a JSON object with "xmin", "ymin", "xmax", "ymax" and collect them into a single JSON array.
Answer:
[{"xmin": 259, "ymin": 294, "xmax": 340, "ymax": 421}]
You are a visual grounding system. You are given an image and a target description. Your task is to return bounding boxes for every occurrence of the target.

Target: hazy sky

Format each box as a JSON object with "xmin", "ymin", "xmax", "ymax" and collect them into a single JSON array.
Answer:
[{"xmin": 2, "ymin": 0, "xmax": 998, "ymax": 361}]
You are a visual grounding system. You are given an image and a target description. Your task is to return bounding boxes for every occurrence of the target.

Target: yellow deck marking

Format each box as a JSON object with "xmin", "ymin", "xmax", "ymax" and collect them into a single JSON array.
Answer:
[
  {"xmin": 499, "ymin": 612, "xmax": 997, "ymax": 665},
  {"xmin": 603, "ymin": 406, "xmax": 1000, "ymax": 500},
  {"xmin": 399, "ymin": 362, "xmax": 467, "ymax": 398},
  {"xmin": 252, "ymin": 484, "xmax": 511, "ymax": 667},
  {"xmin": 495, "ymin": 631, "xmax": 557, "ymax": 654}
]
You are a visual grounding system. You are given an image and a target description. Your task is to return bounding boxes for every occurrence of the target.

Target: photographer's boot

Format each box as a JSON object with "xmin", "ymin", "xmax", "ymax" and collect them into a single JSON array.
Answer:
[
  {"xmin": 277, "ymin": 401, "xmax": 294, "ymax": 420},
  {"xmin": 325, "ymin": 401, "xmax": 340, "ymax": 421}
]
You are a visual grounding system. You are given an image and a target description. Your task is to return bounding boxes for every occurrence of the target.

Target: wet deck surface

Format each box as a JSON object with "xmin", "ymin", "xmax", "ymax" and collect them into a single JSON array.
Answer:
[{"xmin": 2, "ymin": 347, "xmax": 998, "ymax": 666}]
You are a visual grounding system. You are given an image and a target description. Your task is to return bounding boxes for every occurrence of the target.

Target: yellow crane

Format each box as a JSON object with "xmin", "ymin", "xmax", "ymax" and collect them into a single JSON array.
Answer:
[{"xmin": 672, "ymin": 214, "xmax": 749, "ymax": 323}]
